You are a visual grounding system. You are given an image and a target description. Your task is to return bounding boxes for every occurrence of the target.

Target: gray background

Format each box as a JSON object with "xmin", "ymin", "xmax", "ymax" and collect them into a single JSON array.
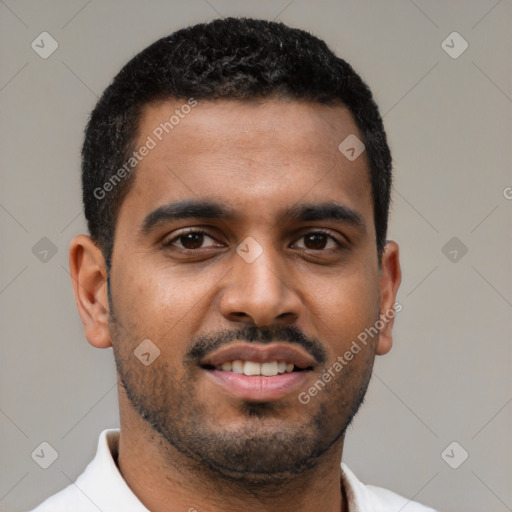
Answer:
[{"xmin": 1, "ymin": 1, "xmax": 511, "ymax": 511}]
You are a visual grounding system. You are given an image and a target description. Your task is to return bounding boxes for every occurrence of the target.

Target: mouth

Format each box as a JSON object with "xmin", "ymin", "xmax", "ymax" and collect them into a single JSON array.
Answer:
[
  {"xmin": 200, "ymin": 343, "xmax": 315, "ymax": 402},
  {"xmin": 202, "ymin": 360, "xmax": 308, "ymax": 375}
]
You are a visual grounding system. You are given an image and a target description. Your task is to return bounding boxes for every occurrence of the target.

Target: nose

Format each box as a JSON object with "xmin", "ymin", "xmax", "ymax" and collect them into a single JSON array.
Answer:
[{"xmin": 219, "ymin": 240, "xmax": 302, "ymax": 327}]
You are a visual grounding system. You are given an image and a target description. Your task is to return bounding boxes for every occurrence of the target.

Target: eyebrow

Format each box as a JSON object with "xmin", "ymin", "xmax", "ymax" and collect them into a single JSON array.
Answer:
[
  {"xmin": 140, "ymin": 199, "xmax": 237, "ymax": 235},
  {"xmin": 139, "ymin": 199, "xmax": 366, "ymax": 235},
  {"xmin": 282, "ymin": 202, "xmax": 366, "ymax": 232}
]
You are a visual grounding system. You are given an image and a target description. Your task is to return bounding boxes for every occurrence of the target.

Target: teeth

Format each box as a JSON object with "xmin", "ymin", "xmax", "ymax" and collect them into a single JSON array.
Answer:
[
  {"xmin": 215, "ymin": 360, "xmax": 298, "ymax": 376},
  {"xmin": 261, "ymin": 361, "xmax": 278, "ymax": 376},
  {"xmin": 231, "ymin": 360, "xmax": 244, "ymax": 374},
  {"xmin": 243, "ymin": 361, "xmax": 260, "ymax": 376}
]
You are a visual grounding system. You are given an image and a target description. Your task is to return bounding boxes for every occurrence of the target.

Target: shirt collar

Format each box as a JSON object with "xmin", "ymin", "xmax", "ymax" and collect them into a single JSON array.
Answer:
[{"xmin": 74, "ymin": 429, "xmax": 150, "ymax": 511}]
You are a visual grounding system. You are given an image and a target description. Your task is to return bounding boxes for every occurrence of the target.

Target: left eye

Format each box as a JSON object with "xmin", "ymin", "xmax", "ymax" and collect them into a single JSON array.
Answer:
[
  {"xmin": 293, "ymin": 232, "xmax": 339, "ymax": 250},
  {"xmin": 163, "ymin": 230, "xmax": 219, "ymax": 250}
]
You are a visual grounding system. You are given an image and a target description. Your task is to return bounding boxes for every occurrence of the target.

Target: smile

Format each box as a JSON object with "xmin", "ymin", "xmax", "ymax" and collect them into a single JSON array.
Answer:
[
  {"xmin": 211, "ymin": 360, "xmax": 297, "ymax": 376},
  {"xmin": 200, "ymin": 342, "xmax": 315, "ymax": 401}
]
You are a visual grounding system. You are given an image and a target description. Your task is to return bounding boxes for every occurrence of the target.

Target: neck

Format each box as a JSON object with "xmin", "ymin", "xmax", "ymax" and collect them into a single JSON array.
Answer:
[{"xmin": 116, "ymin": 391, "xmax": 348, "ymax": 512}]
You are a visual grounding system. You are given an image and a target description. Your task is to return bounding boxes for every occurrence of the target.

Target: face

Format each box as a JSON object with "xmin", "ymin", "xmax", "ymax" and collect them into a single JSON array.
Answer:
[{"xmin": 82, "ymin": 98, "xmax": 400, "ymax": 483}]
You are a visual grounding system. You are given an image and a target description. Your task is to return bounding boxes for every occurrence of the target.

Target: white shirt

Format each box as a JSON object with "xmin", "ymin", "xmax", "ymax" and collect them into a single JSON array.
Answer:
[{"xmin": 29, "ymin": 429, "xmax": 437, "ymax": 512}]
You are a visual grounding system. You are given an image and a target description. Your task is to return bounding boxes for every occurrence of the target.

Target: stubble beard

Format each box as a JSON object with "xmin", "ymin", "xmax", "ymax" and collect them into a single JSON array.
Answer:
[{"xmin": 109, "ymin": 311, "xmax": 375, "ymax": 488}]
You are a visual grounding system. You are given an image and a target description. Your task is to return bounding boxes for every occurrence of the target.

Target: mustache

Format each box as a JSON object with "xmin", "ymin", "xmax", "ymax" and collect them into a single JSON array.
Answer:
[{"xmin": 186, "ymin": 324, "xmax": 327, "ymax": 365}]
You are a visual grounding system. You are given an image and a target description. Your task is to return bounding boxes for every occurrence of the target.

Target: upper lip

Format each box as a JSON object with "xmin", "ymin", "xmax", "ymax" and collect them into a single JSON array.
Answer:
[{"xmin": 200, "ymin": 342, "xmax": 317, "ymax": 369}]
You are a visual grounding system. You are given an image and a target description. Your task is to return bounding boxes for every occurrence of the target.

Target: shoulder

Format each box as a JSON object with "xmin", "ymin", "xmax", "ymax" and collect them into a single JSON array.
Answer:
[
  {"xmin": 365, "ymin": 484, "xmax": 438, "ymax": 511},
  {"xmin": 27, "ymin": 484, "xmax": 91, "ymax": 512},
  {"xmin": 26, "ymin": 429, "xmax": 133, "ymax": 512},
  {"xmin": 341, "ymin": 463, "xmax": 438, "ymax": 512}
]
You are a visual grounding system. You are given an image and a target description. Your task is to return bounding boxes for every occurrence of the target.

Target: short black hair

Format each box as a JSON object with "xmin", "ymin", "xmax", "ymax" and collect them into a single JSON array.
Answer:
[{"xmin": 82, "ymin": 17, "xmax": 392, "ymax": 269}]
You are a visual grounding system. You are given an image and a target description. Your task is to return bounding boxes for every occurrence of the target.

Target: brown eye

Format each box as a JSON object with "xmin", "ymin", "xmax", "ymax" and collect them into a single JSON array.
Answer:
[
  {"xmin": 178, "ymin": 232, "xmax": 205, "ymax": 249},
  {"xmin": 163, "ymin": 230, "xmax": 220, "ymax": 250},
  {"xmin": 294, "ymin": 232, "xmax": 339, "ymax": 251},
  {"xmin": 303, "ymin": 233, "xmax": 328, "ymax": 250}
]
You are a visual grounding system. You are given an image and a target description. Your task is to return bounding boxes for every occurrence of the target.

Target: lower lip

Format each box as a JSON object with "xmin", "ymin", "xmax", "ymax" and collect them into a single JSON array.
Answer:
[{"xmin": 205, "ymin": 369, "xmax": 310, "ymax": 401}]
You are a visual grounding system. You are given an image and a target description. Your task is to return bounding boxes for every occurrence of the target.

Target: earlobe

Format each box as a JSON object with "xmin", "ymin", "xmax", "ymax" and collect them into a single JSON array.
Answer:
[
  {"xmin": 376, "ymin": 241, "xmax": 402, "ymax": 356},
  {"xmin": 69, "ymin": 235, "xmax": 112, "ymax": 349}
]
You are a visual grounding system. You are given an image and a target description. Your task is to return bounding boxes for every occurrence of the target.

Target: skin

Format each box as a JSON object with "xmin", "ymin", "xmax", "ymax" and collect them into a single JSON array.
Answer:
[{"xmin": 70, "ymin": 98, "xmax": 401, "ymax": 512}]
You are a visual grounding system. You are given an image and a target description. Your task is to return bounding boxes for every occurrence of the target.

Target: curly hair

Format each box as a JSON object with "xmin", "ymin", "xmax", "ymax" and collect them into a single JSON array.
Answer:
[{"xmin": 82, "ymin": 17, "xmax": 392, "ymax": 268}]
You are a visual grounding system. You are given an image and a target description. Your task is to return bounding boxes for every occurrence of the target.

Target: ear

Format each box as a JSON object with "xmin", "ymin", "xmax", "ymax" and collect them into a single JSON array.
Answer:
[
  {"xmin": 376, "ymin": 240, "xmax": 402, "ymax": 356},
  {"xmin": 69, "ymin": 234, "xmax": 112, "ymax": 349}
]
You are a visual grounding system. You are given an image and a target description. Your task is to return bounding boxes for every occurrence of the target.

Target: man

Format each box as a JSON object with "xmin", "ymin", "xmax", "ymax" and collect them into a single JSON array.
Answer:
[{"xmin": 30, "ymin": 17, "xmax": 437, "ymax": 512}]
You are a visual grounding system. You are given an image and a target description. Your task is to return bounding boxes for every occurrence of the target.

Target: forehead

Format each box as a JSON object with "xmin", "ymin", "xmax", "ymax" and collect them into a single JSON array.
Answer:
[
  {"xmin": 118, "ymin": 98, "xmax": 374, "ymax": 231},
  {"xmin": 138, "ymin": 98, "xmax": 364, "ymax": 164}
]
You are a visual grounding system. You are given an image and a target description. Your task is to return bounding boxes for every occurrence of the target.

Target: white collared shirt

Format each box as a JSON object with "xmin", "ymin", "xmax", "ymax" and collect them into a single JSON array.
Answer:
[{"xmin": 29, "ymin": 429, "xmax": 437, "ymax": 512}]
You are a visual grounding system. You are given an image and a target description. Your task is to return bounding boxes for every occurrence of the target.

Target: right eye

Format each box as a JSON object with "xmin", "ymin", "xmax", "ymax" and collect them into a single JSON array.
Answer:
[{"xmin": 161, "ymin": 229, "xmax": 223, "ymax": 250}]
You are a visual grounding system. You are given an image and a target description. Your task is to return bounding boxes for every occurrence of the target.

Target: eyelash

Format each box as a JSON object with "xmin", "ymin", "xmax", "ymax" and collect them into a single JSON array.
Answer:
[
  {"xmin": 161, "ymin": 229, "xmax": 345, "ymax": 251},
  {"xmin": 162, "ymin": 229, "xmax": 220, "ymax": 249}
]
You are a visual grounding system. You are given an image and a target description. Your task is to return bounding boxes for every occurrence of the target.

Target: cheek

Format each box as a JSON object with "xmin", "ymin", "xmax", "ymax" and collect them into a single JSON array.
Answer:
[
  {"xmin": 110, "ymin": 258, "xmax": 220, "ymax": 350},
  {"xmin": 307, "ymin": 269, "xmax": 379, "ymax": 355}
]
